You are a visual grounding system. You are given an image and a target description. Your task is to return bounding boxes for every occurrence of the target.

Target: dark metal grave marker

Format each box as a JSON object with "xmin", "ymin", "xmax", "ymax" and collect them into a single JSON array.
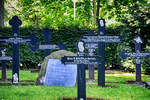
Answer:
[
  {"xmin": 0, "ymin": 48, "xmax": 12, "ymax": 80},
  {"xmin": 61, "ymin": 40, "xmax": 100, "ymax": 100},
  {"xmin": 0, "ymin": 16, "xmax": 39, "ymax": 84},
  {"xmin": 82, "ymin": 19, "xmax": 122, "ymax": 87},
  {"xmin": 119, "ymin": 36, "xmax": 150, "ymax": 82},
  {"xmin": 85, "ymin": 30, "xmax": 96, "ymax": 81},
  {"xmin": 29, "ymin": 28, "xmax": 66, "ymax": 57}
]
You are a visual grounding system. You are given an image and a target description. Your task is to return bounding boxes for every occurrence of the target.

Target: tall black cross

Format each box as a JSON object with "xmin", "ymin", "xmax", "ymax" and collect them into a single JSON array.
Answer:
[
  {"xmin": 61, "ymin": 40, "xmax": 100, "ymax": 100},
  {"xmin": 0, "ymin": 48, "xmax": 12, "ymax": 80},
  {"xmin": 86, "ymin": 30, "xmax": 97, "ymax": 81},
  {"xmin": 82, "ymin": 19, "xmax": 122, "ymax": 87},
  {"xmin": 119, "ymin": 36, "xmax": 150, "ymax": 82},
  {"xmin": 29, "ymin": 28, "xmax": 66, "ymax": 57},
  {"xmin": 0, "ymin": 16, "xmax": 39, "ymax": 84}
]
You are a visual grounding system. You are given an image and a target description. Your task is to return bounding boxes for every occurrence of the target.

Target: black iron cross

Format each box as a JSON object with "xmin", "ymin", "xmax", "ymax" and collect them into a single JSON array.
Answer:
[
  {"xmin": 0, "ymin": 48, "xmax": 12, "ymax": 80},
  {"xmin": 29, "ymin": 28, "xmax": 66, "ymax": 57},
  {"xmin": 119, "ymin": 36, "xmax": 150, "ymax": 82},
  {"xmin": 82, "ymin": 19, "xmax": 122, "ymax": 87},
  {"xmin": 85, "ymin": 30, "xmax": 97, "ymax": 81},
  {"xmin": 61, "ymin": 40, "xmax": 100, "ymax": 100},
  {"xmin": 0, "ymin": 16, "xmax": 39, "ymax": 84}
]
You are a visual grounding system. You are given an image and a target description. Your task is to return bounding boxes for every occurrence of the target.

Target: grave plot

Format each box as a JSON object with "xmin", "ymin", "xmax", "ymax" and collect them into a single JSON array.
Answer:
[
  {"xmin": 29, "ymin": 28, "xmax": 66, "ymax": 56},
  {"xmin": 82, "ymin": 19, "xmax": 122, "ymax": 87},
  {"xmin": 119, "ymin": 36, "xmax": 150, "ymax": 82},
  {"xmin": 0, "ymin": 48, "xmax": 12, "ymax": 80},
  {"xmin": 0, "ymin": 16, "xmax": 39, "ymax": 84},
  {"xmin": 61, "ymin": 40, "xmax": 101, "ymax": 100}
]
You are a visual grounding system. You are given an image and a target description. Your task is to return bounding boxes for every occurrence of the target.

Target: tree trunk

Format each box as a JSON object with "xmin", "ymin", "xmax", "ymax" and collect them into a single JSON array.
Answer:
[
  {"xmin": 0, "ymin": 0, "xmax": 4, "ymax": 28},
  {"xmin": 96, "ymin": 0, "xmax": 100, "ymax": 22},
  {"xmin": 35, "ymin": 15, "xmax": 39, "ymax": 27},
  {"xmin": 93, "ymin": 0, "xmax": 96, "ymax": 24}
]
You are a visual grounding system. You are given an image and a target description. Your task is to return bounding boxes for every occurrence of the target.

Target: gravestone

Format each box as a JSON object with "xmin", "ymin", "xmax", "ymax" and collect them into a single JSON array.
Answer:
[
  {"xmin": 119, "ymin": 36, "xmax": 150, "ymax": 82},
  {"xmin": 0, "ymin": 48, "xmax": 12, "ymax": 80},
  {"xmin": 36, "ymin": 50, "xmax": 76, "ymax": 85},
  {"xmin": 44, "ymin": 59, "xmax": 77, "ymax": 87},
  {"xmin": 61, "ymin": 40, "xmax": 100, "ymax": 100},
  {"xmin": 0, "ymin": 16, "xmax": 40, "ymax": 84},
  {"xmin": 82, "ymin": 19, "xmax": 122, "ymax": 87}
]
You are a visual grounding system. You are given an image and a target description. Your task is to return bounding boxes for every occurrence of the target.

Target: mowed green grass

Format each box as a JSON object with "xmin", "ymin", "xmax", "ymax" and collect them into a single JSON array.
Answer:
[{"xmin": 0, "ymin": 70, "xmax": 150, "ymax": 100}]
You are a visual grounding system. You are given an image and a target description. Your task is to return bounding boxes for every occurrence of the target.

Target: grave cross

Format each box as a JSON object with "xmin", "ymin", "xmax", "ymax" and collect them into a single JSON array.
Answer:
[
  {"xmin": 86, "ymin": 30, "xmax": 97, "ymax": 81},
  {"xmin": 61, "ymin": 40, "xmax": 100, "ymax": 100},
  {"xmin": 0, "ymin": 48, "xmax": 12, "ymax": 80},
  {"xmin": 29, "ymin": 28, "xmax": 66, "ymax": 57},
  {"xmin": 119, "ymin": 36, "xmax": 150, "ymax": 82},
  {"xmin": 0, "ymin": 16, "xmax": 39, "ymax": 84},
  {"xmin": 82, "ymin": 19, "xmax": 122, "ymax": 87}
]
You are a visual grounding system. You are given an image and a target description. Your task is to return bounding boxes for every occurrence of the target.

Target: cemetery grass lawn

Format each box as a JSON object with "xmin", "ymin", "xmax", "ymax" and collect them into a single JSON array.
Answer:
[{"xmin": 0, "ymin": 70, "xmax": 150, "ymax": 100}]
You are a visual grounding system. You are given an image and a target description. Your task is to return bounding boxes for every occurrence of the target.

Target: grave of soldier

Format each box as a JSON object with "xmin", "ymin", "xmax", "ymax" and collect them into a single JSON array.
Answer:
[
  {"xmin": 0, "ymin": 48, "xmax": 12, "ymax": 80},
  {"xmin": 86, "ymin": 30, "xmax": 97, "ymax": 82},
  {"xmin": 29, "ymin": 28, "xmax": 66, "ymax": 73},
  {"xmin": 61, "ymin": 40, "xmax": 101, "ymax": 100},
  {"xmin": 29, "ymin": 28, "xmax": 66, "ymax": 56},
  {"xmin": 82, "ymin": 19, "xmax": 122, "ymax": 87},
  {"xmin": 119, "ymin": 36, "xmax": 150, "ymax": 82},
  {"xmin": 0, "ymin": 16, "xmax": 39, "ymax": 84}
]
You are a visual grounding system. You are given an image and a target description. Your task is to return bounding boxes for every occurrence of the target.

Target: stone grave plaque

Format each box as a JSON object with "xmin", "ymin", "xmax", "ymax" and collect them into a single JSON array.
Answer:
[{"xmin": 44, "ymin": 59, "xmax": 77, "ymax": 87}]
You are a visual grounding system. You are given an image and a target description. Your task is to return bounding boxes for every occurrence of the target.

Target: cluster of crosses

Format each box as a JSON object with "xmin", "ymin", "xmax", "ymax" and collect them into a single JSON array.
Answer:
[
  {"xmin": 0, "ymin": 16, "xmax": 150, "ymax": 100},
  {"xmin": 0, "ymin": 16, "xmax": 66, "ymax": 84},
  {"xmin": 61, "ymin": 19, "xmax": 150, "ymax": 100}
]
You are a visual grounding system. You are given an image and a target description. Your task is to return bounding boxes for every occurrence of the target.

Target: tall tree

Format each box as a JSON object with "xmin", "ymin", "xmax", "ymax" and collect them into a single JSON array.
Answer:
[
  {"xmin": 93, "ymin": 0, "xmax": 96, "ymax": 24},
  {"xmin": 96, "ymin": 0, "xmax": 100, "ymax": 21},
  {"xmin": 0, "ymin": 0, "xmax": 4, "ymax": 27}
]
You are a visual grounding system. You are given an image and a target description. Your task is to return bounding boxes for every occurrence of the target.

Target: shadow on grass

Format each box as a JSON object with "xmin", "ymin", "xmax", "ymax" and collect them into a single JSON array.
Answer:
[{"xmin": 0, "ymin": 79, "xmax": 36, "ymax": 86}]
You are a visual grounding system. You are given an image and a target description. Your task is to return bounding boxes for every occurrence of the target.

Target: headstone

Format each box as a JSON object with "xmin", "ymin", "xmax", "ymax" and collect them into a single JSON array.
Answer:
[
  {"xmin": 44, "ymin": 59, "xmax": 77, "ymax": 87},
  {"xmin": 82, "ymin": 19, "xmax": 122, "ymax": 87},
  {"xmin": 0, "ymin": 48, "xmax": 12, "ymax": 80},
  {"xmin": 61, "ymin": 40, "xmax": 100, "ymax": 100},
  {"xmin": 119, "ymin": 36, "xmax": 150, "ymax": 82},
  {"xmin": 36, "ymin": 50, "xmax": 76, "ymax": 85},
  {"xmin": 0, "ymin": 16, "xmax": 40, "ymax": 84}
]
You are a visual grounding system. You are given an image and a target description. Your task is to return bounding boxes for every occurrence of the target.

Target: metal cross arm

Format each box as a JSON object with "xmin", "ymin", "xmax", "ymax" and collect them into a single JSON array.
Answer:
[
  {"xmin": 120, "ymin": 50, "xmax": 150, "ymax": 60},
  {"xmin": 61, "ymin": 56, "xmax": 101, "ymax": 65},
  {"xmin": 82, "ymin": 35, "xmax": 122, "ymax": 43}
]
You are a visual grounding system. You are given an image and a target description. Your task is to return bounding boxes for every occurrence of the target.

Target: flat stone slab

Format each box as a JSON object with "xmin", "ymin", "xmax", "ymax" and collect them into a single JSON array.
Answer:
[{"xmin": 44, "ymin": 59, "xmax": 77, "ymax": 87}]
